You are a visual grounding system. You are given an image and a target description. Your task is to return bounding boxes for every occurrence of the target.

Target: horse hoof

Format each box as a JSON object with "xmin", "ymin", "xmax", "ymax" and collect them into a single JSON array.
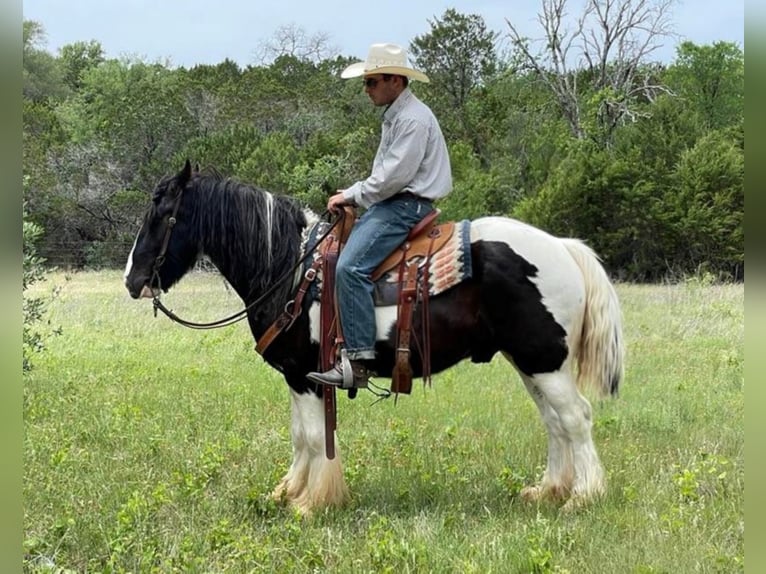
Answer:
[
  {"xmin": 520, "ymin": 485, "xmax": 543, "ymax": 502},
  {"xmin": 521, "ymin": 483, "xmax": 573, "ymax": 504},
  {"xmin": 561, "ymin": 495, "xmax": 589, "ymax": 513},
  {"xmin": 271, "ymin": 485, "xmax": 290, "ymax": 505}
]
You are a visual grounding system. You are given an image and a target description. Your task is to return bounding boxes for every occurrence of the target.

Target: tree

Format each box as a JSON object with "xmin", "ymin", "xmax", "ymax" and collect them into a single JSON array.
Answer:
[
  {"xmin": 255, "ymin": 23, "xmax": 338, "ymax": 64},
  {"xmin": 506, "ymin": 0, "xmax": 676, "ymax": 145},
  {"xmin": 513, "ymin": 141, "xmax": 672, "ymax": 279},
  {"xmin": 18, "ymin": 13, "xmax": 744, "ymax": 279},
  {"xmin": 59, "ymin": 40, "xmax": 104, "ymax": 91},
  {"xmin": 437, "ymin": 141, "xmax": 520, "ymax": 221},
  {"xmin": 41, "ymin": 60, "xmax": 198, "ymax": 266},
  {"xmin": 23, "ymin": 194, "xmax": 60, "ymax": 371},
  {"xmin": 411, "ymin": 9, "xmax": 499, "ymax": 111},
  {"xmin": 671, "ymin": 130, "xmax": 744, "ymax": 279},
  {"xmin": 182, "ymin": 60, "xmax": 243, "ymax": 135},
  {"xmin": 665, "ymin": 41, "xmax": 744, "ymax": 131},
  {"xmin": 478, "ymin": 69, "xmax": 572, "ymax": 199},
  {"xmin": 238, "ymin": 131, "xmax": 299, "ymax": 192},
  {"xmin": 60, "ymin": 59, "xmax": 197, "ymax": 190},
  {"xmin": 410, "ymin": 9, "xmax": 500, "ymax": 159},
  {"xmin": 23, "ymin": 20, "xmax": 68, "ymax": 101}
]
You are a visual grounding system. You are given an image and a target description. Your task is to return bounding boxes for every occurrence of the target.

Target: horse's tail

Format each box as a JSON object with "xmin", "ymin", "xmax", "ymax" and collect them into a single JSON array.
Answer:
[{"xmin": 562, "ymin": 239, "xmax": 625, "ymax": 397}]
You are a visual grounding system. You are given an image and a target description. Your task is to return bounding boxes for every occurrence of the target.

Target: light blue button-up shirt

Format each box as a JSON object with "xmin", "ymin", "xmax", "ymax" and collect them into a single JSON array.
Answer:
[{"xmin": 343, "ymin": 88, "xmax": 452, "ymax": 209}]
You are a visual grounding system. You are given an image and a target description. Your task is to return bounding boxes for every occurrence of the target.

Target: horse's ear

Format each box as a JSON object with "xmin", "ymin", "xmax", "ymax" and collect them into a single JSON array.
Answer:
[
  {"xmin": 178, "ymin": 159, "xmax": 193, "ymax": 187},
  {"xmin": 193, "ymin": 162, "xmax": 201, "ymax": 175}
]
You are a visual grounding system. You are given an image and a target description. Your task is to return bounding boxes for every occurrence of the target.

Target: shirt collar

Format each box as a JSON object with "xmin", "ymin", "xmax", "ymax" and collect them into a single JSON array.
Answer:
[{"xmin": 383, "ymin": 87, "xmax": 413, "ymax": 122}]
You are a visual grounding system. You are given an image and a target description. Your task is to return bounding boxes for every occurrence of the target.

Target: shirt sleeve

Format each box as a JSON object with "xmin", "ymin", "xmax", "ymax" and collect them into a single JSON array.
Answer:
[{"xmin": 343, "ymin": 117, "xmax": 428, "ymax": 209}]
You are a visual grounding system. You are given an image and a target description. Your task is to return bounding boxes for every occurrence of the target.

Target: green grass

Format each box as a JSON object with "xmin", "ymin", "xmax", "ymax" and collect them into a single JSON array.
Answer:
[{"xmin": 24, "ymin": 271, "xmax": 744, "ymax": 573}]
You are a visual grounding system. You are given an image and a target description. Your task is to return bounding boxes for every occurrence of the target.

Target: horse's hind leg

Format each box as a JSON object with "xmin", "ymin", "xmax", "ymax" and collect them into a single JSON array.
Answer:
[
  {"xmin": 517, "ymin": 366, "xmax": 605, "ymax": 508},
  {"xmin": 515, "ymin": 371, "xmax": 574, "ymax": 502}
]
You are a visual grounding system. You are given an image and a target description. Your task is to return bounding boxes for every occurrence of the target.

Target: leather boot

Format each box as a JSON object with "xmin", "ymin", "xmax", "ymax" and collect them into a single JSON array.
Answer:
[{"xmin": 306, "ymin": 352, "xmax": 371, "ymax": 389}]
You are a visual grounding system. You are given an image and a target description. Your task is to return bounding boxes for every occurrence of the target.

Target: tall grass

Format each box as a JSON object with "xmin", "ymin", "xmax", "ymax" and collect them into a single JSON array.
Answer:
[{"xmin": 24, "ymin": 271, "xmax": 744, "ymax": 573}]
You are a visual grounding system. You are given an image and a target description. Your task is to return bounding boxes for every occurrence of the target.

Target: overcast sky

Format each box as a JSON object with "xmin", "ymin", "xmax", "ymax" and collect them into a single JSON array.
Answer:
[{"xmin": 23, "ymin": 0, "xmax": 743, "ymax": 68}]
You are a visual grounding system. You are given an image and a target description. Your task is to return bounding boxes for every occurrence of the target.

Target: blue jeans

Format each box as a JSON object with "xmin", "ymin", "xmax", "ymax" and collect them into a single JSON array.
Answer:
[{"xmin": 336, "ymin": 194, "xmax": 434, "ymax": 361}]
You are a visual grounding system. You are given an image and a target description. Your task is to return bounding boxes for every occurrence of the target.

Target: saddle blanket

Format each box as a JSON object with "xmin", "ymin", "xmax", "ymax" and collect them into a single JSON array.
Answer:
[{"xmin": 301, "ymin": 219, "xmax": 473, "ymax": 306}]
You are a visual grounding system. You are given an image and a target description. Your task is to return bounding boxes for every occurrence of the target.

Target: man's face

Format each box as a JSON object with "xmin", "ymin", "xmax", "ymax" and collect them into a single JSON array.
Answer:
[{"xmin": 363, "ymin": 74, "xmax": 400, "ymax": 106}]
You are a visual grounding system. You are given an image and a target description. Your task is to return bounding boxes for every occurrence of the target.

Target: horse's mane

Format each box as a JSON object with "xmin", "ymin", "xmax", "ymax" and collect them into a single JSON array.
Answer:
[{"xmin": 187, "ymin": 171, "xmax": 307, "ymax": 310}]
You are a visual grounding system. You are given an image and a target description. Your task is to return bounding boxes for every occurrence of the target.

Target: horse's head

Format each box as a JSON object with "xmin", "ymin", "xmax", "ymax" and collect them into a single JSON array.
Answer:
[{"xmin": 124, "ymin": 160, "xmax": 200, "ymax": 299}]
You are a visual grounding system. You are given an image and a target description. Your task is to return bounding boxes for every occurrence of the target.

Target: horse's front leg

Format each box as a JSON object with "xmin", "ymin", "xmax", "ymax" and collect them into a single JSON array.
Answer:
[{"xmin": 272, "ymin": 389, "xmax": 349, "ymax": 514}]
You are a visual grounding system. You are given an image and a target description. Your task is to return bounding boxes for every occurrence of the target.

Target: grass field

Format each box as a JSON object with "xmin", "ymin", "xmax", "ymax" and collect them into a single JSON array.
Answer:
[{"xmin": 23, "ymin": 270, "xmax": 744, "ymax": 573}]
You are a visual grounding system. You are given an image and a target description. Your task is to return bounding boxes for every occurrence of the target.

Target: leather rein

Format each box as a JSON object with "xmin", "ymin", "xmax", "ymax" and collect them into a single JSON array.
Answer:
[{"xmin": 149, "ymin": 186, "xmax": 339, "ymax": 331}]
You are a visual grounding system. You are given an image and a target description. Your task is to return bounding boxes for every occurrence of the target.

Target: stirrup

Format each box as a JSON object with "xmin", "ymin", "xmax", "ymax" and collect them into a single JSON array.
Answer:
[{"xmin": 306, "ymin": 350, "xmax": 370, "ymax": 389}]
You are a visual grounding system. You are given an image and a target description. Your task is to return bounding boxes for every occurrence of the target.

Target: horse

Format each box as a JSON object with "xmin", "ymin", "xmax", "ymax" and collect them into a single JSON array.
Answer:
[{"xmin": 124, "ymin": 160, "xmax": 625, "ymax": 514}]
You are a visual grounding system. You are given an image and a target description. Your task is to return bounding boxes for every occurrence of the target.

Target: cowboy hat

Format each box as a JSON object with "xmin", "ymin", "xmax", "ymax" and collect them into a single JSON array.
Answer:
[{"xmin": 341, "ymin": 43, "xmax": 430, "ymax": 83}]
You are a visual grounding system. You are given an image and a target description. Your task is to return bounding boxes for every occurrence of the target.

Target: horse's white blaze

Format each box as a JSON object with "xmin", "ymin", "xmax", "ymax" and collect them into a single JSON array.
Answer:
[
  {"xmin": 272, "ymin": 390, "xmax": 348, "ymax": 513},
  {"xmin": 123, "ymin": 236, "xmax": 138, "ymax": 284},
  {"xmin": 308, "ymin": 302, "xmax": 398, "ymax": 345},
  {"xmin": 124, "ymin": 234, "xmax": 159, "ymax": 298}
]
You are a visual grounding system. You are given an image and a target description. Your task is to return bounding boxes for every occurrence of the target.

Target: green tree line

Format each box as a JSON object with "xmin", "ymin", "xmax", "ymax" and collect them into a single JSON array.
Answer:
[{"xmin": 22, "ymin": 5, "xmax": 744, "ymax": 281}]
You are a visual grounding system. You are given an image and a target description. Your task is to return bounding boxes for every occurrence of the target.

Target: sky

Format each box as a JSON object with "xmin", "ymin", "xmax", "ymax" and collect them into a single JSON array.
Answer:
[{"xmin": 22, "ymin": 0, "xmax": 744, "ymax": 68}]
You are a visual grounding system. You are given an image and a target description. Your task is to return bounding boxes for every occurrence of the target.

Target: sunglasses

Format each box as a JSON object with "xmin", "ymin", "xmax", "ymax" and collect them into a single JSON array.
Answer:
[{"xmin": 363, "ymin": 77, "xmax": 385, "ymax": 88}]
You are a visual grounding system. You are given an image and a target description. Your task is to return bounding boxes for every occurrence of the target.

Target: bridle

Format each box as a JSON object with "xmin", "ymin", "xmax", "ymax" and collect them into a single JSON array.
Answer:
[
  {"xmin": 149, "ymin": 185, "xmax": 185, "ymax": 297},
  {"xmin": 147, "ymin": 182, "xmax": 341, "ymax": 330}
]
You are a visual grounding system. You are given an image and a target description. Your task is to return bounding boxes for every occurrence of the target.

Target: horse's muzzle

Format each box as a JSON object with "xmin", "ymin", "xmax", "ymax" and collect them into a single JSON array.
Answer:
[
  {"xmin": 125, "ymin": 279, "xmax": 159, "ymax": 299},
  {"xmin": 139, "ymin": 285, "xmax": 157, "ymax": 299}
]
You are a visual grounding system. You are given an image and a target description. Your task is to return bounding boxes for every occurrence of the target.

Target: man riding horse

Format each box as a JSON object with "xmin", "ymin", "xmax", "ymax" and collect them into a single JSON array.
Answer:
[{"xmin": 307, "ymin": 42, "xmax": 453, "ymax": 390}]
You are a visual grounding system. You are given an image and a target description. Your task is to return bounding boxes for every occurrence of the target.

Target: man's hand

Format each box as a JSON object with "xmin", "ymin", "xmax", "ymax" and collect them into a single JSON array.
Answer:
[{"xmin": 327, "ymin": 191, "xmax": 351, "ymax": 214}]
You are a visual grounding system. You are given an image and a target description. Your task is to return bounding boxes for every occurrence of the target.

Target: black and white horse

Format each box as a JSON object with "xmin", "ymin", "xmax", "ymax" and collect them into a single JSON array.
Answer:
[{"xmin": 124, "ymin": 161, "xmax": 625, "ymax": 513}]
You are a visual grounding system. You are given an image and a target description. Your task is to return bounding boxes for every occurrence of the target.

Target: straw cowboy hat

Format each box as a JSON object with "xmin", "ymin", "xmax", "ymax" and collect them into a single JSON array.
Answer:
[{"xmin": 341, "ymin": 43, "xmax": 430, "ymax": 83}]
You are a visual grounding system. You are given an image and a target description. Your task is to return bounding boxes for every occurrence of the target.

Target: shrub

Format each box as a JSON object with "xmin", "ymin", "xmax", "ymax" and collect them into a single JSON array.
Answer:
[
  {"xmin": 23, "ymin": 187, "xmax": 63, "ymax": 371},
  {"xmin": 23, "ymin": 215, "xmax": 48, "ymax": 371}
]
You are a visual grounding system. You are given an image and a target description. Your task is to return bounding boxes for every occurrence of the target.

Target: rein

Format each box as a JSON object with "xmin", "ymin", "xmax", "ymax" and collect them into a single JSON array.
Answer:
[{"xmin": 150, "ymin": 192, "xmax": 341, "ymax": 330}]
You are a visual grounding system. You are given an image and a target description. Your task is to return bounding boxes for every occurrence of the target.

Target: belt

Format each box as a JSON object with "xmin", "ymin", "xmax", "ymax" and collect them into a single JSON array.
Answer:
[{"xmin": 398, "ymin": 192, "xmax": 432, "ymax": 202}]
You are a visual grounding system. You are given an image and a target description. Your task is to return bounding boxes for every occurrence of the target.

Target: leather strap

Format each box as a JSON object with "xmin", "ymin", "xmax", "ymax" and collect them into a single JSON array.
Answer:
[
  {"xmin": 255, "ymin": 258, "xmax": 320, "ymax": 355},
  {"xmin": 419, "ymin": 228, "xmax": 439, "ymax": 386},
  {"xmin": 319, "ymin": 236, "xmax": 339, "ymax": 369},
  {"xmin": 318, "ymin": 235, "xmax": 340, "ymax": 460},
  {"xmin": 391, "ymin": 259, "xmax": 419, "ymax": 396}
]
